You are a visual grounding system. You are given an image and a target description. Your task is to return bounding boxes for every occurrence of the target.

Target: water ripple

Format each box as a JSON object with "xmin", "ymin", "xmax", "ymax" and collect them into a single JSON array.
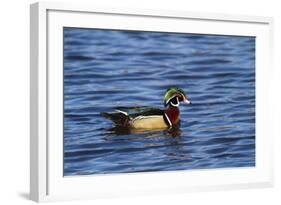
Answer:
[{"xmin": 63, "ymin": 28, "xmax": 255, "ymax": 176}]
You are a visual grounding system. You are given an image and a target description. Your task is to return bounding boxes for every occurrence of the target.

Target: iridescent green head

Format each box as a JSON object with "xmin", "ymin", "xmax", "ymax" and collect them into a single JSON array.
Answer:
[{"xmin": 164, "ymin": 87, "xmax": 191, "ymax": 107}]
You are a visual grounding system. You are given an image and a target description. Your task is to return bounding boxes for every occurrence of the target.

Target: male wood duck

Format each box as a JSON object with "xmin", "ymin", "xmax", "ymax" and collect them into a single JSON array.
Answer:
[{"xmin": 101, "ymin": 87, "xmax": 191, "ymax": 130}]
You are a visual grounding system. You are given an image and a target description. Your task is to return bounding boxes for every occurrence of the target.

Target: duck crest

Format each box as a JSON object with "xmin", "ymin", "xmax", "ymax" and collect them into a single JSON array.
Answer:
[{"xmin": 165, "ymin": 107, "xmax": 180, "ymax": 125}]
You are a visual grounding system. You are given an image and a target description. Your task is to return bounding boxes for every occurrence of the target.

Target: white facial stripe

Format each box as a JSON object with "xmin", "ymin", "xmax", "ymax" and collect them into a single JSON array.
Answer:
[
  {"xmin": 170, "ymin": 97, "xmax": 179, "ymax": 107},
  {"xmin": 165, "ymin": 96, "xmax": 173, "ymax": 104},
  {"xmin": 164, "ymin": 92, "xmax": 169, "ymax": 100},
  {"xmin": 180, "ymin": 93, "xmax": 186, "ymax": 101},
  {"xmin": 166, "ymin": 95, "xmax": 176, "ymax": 105},
  {"xmin": 164, "ymin": 113, "xmax": 172, "ymax": 126}
]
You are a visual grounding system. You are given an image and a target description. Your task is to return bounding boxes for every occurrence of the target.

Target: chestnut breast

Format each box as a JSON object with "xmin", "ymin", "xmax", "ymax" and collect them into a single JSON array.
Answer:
[{"xmin": 165, "ymin": 107, "xmax": 180, "ymax": 125}]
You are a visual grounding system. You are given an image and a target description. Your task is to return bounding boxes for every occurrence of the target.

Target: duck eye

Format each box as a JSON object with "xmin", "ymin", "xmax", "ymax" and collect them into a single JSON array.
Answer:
[{"xmin": 170, "ymin": 96, "xmax": 179, "ymax": 105}]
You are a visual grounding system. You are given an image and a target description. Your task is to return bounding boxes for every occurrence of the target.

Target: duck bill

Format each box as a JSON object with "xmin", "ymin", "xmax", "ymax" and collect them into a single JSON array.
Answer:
[{"xmin": 182, "ymin": 99, "xmax": 191, "ymax": 104}]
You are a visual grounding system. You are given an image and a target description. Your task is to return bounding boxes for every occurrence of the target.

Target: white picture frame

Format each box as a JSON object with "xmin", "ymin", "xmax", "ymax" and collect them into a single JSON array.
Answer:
[{"xmin": 30, "ymin": 2, "xmax": 274, "ymax": 202}]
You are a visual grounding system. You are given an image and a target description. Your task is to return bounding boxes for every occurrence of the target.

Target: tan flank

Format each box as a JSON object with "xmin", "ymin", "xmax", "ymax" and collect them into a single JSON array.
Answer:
[{"xmin": 131, "ymin": 115, "xmax": 168, "ymax": 129}]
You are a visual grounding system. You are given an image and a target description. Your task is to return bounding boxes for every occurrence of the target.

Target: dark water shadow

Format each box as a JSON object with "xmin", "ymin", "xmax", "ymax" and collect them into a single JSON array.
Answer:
[{"xmin": 106, "ymin": 125, "xmax": 182, "ymax": 138}]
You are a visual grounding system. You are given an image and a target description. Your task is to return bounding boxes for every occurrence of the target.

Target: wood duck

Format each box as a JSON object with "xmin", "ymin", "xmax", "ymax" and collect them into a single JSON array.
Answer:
[{"xmin": 101, "ymin": 87, "xmax": 191, "ymax": 130}]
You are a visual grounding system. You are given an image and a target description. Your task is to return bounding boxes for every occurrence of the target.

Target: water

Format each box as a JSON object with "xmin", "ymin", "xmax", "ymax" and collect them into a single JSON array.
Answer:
[{"xmin": 63, "ymin": 28, "xmax": 255, "ymax": 176}]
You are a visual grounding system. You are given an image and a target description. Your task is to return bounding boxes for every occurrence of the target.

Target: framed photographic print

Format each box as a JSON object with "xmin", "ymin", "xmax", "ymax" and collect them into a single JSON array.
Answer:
[{"xmin": 30, "ymin": 2, "xmax": 274, "ymax": 202}]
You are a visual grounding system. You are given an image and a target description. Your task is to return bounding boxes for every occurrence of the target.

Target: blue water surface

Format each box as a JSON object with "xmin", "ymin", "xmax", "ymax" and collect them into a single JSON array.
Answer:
[{"xmin": 63, "ymin": 28, "xmax": 255, "ymax": 176}]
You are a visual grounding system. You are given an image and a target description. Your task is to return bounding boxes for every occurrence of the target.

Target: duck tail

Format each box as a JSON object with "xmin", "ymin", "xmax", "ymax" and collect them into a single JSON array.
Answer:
[{"xmin": 101, "ymin": 110, "xmax": 131, "ymax": 127}]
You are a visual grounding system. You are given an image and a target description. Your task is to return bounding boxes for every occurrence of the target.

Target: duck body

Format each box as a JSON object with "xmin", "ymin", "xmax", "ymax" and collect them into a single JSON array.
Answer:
[
  {"xmin": 101, "ymin": 107, "xmax": 173, "ymax": 129},
  {"xmin": 131, "ymin": 115, "xmax": 168, "ymax": 129},
  {"xmin": 101, "ymin": 87, "xmax": 190, "ymax": 130},
  {"xmin": 132, "ymin": 107, "xmax": 180, "ymax": 129},
  {"xmin": 113, "ymin": 107, "xmax": 180, "ymax": 129}
]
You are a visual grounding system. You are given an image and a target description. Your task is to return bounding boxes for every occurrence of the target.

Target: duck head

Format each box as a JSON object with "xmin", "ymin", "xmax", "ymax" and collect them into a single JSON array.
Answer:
[{"xmin": 164, "ymin": 87, "xmax": 191, "ymax": 108}]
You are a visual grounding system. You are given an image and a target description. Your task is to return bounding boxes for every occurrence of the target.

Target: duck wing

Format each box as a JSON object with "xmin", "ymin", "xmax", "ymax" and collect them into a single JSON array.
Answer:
[
  {"xmin": 101, "ymin": 106, "xmax": 165, "ymax": 127},
  {"xmin": 114, "ymin": 106, "xmax": 163, "ymax": 117},
  {"xmin": 100, "ymin": 110, "xmax": 131, "ymax": 127},
  {"xmin": 129, "ymin": 108, "xmax": 164, "ymax": 118}
]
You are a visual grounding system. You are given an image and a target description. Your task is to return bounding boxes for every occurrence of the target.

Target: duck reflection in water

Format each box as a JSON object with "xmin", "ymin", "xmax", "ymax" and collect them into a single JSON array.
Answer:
[{"xmin": 106, "ymin": 123, "xmax": 182, "ymax": 137}]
